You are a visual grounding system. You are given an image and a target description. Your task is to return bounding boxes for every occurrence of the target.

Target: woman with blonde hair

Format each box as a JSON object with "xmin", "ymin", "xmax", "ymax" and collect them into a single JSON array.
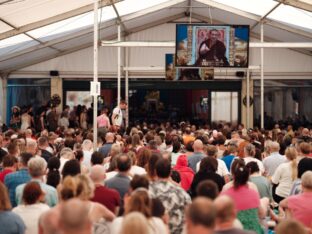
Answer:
[
  {"xmin": 0, "ymin": 182, "xmax": 25, "ymax": 234},
  {"xmin": 111, "ymin": 189, "xmax": 167, "ymax": 234},
  {"xmin": 58, "ymin": 174, "xmax": 115, "ymax": 223},
  {"xmin": 120, "ymin": 212, "xmax": 149, "ymax": 234},
  {"xmin": 272, "ymin": 146, "xmax": 298, "ymax": 203}
]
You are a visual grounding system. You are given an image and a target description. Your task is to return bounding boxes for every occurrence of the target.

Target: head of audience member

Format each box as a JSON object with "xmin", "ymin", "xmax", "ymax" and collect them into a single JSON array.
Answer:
[
  {"xmin": 89, "ymin": 165, "xmax": 106, "ymax": 185},
  {"xmin": 196, "ymin": 180, "xmax": 219, "ymax": 200},
  {"xmin": 213, "ymin": 195, "xmax": 238, "ymax": 230},
  {"xmin": 206, "ymin": 145, "xmax": 218, "ymax": 158},
  {"xmin": 125, "ymin": 189, "xmax": 151, "ymax": 218},
  {"xmin": 185, "ymin": 197, "xmax": 216, "ymax": 234},
  {"xmin": 199, "ymin": 157, "xmax": 218, "ymax": 173},
  {"xmin": 193, "ymin": 140, "xmax": 204, "ymax": 153},
  {"xmin": 275, "ymin": 219, "xmax": 307, "ymax": 234},
  {"xmin": 75, "ymin": 174, "xmax": 95, "ymax": 201},
  {"xmin": 109, "ymin": 143, "xmax": 122, "ymax": 157},
  {"xmin": 301, "ymin": 171, "xmax": 312, "ymax": 192},
  {"xmin": 0, "ymin": 182, "xmax": 11, "ymax": 211},
  {"xmin": 62, "ymin": 159, "xmax": 81, "ymax": 179},
  {"xmin": 119, "ymin": 212, "xmax": 149, "ymax": 234},
  {"xmin": 299, "ymin": 142, "xmax": 310, "ymax": 157},
  {"xmin": 155, "ymin": 158, "xmax": 171, "ymax": 179},
  {"xmin": 90, "ymin": 152, "xmax": 104, "ymax": 165},
  {"xmin": 28, "ymin": 157, "xmax": 47, "ymax": 179},
  {"xmin": 22, "ymin": 181, "xmax": 45, "ymax": 205},
  {"xmin": 105, "ymin": 132, "xmax": 115, "ymax": 144},
  {"xmin": 47, "ymin": 157, "xmax": 61, "ymax": 188},
  {"xmin": 148, "ymin": 140, "xmax": 158, "ymax": 151},
  {"xmin": 82, "ymin": 139, "xmax": 93, "ymax": 152},
  {"xmin": 298, "ymin": 157, "xmax": 312, "ymax": 178},
  {"xmin": 26, "ymin": 139, "xmax": 38, "ymax": 156},
  {"xmin": 136, "ymin": 148, "xmax": 151, "ymax": 168},
  {"xmin": 116, "ymin": 153, "xmax": 131, "ymax": 173},
  {"xmin": 25, "ymin": 129, "xmax": 32, "ymax": 138},
  {"xmin": 2, "ymin": 154, "xmax": 17, "ymax": 171},
  {"xmin": 17, "ymin": 152, "xmax": 33, "ymax": 169},
  {"xmin": 60, "ymin": 148, "xmax": 75, "ymax": 160},
  {"xmin": 246, "ymin": 161, "xmax": 260, "ymax": 175},
  {"xmin": 38, "ymin": 208, "xmax": 61, "ymax": 234},
  {"xmin": 129, "ymin": 175, "xmax": 149, "ymax": 192},
  {"xmin": 59, "ymin": 198, "xmax": 92, "ymax": 234},
  {"xmin": 269, "ymin": 141, "xmax": 280, "ymax": 154},
  {"xmin": 151, "ymin": 198, "xmax": 167, "ymax": 222},
  {"xmin": 226, "ymin": 144, "xmax": 238, "ymax": 156},
  {"xmin": 7, "ymin": 142, "xmax": 20, "ymax": 157},
  {"xmin": 231, "ymin": 159, "xmax": 249, "ymax": 189},
  {"xmin": 38, "ymin": 136, "xmax": 49, "ymax": 150},
  {"xmin": 146, "ymin": 152, "xmax": 161, "ymax": 181},
  {"xmin": 243, "ymin": 143, "xmax": 256, "ymax": 158}
]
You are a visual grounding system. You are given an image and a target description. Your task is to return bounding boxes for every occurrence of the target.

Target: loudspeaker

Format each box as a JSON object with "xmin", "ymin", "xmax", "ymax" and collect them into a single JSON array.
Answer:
[
  {"xmin": 235, "ymin": 71, "xmax": 245, "ymax": 78},
  {"xmin": 50, "ymin": 70, "xmax": 59, "ymax": 76}
]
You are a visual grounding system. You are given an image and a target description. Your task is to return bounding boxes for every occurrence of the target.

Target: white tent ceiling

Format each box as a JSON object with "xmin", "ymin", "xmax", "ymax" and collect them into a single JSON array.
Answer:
[{"xmin": 0, "ymin": 0, "xmax": 311, "ymax": 74}]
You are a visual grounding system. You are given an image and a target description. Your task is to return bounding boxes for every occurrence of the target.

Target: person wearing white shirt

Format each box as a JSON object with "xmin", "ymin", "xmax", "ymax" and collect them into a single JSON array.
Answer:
[
  {"xmin": 242, "ymin": 143, "xmax": 265, "ymax": 175},
  {"xmin": 81, "ymin": 139, "xmax": 93, "ymax": 170},
  {"xmin": 263, "ymin": 141, "xmax": 286, "ymax": 177}
]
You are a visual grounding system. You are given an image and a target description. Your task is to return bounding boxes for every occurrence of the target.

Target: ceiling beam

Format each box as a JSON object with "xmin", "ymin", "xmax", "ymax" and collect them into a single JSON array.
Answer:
[
  {"xmin": 250, "ymin": 2, "xmax": 282, "ymax": 30},
  {"xmin": 0, "ymin": 0, "xmax": 122, "ymax": 41},
  {"xmin": 274, "ymin": 0, "xmax": 312, "ymax": 12},
  {"xmin": 0, "ymin": 0, "xmax": 186, "ymax": 62},
  {"xmin": 2, "ymin": 11, "xmax": 185, "ymax": 73},
  {"xmin": 194, "ymin": 0, "xmax": 312, "ymax": 39},
  {"xmin": 192, "ymin": 13, "xmax": 312, "ymax": 57}
]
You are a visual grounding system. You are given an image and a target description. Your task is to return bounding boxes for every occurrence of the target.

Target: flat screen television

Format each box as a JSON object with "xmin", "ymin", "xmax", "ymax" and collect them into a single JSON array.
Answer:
[
  {"xmin": 166, "ymin": 54, "xmax": 214, "ymax": 80},
  {"xmin": 175, "ymin": 24, "xmax": 249, "ymax": 68}
]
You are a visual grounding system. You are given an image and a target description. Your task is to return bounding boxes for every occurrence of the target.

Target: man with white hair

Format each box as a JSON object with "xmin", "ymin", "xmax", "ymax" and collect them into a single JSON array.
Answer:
[
  {"xmin": 81, "ymin": 139, "xmax": 93, "ymax": 169},
  {"xmin": 16, "ymin": 157, "xmax": 58, "ymax": 207},
  {"xmin": 59, "ymin": 147, "xmax": 75, "ymax": 173},
  {"xmin": 263, "ymin": 141, "xmax": 286, "ymax": 177},
  {"xmin": 188, "ymin": 139, "xmax": 206, "ymax": 172},
  {"xmin": 89, "ymin": 165, "xmax": 120, "ymax": 215},
  {"xmin": 26, "ymin": 139, "xmax": 39, "ymax": 157}
]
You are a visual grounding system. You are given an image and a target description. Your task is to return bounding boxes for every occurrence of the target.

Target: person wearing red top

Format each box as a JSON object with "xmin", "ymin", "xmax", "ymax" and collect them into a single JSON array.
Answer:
[
  {"xmin": 280, "ymin": 171, "xmax": 312, "ymax": 229},
  {"xmin": 89, "ymin": 165, "xmax": 120, "ymax": 215},
  {"xmin": 0, "ymin": 155, "xmax": 17, "ymax": 183},
  {"xmin": 174, "ymin": 155, "xmax": 194, "ymax": 191}
]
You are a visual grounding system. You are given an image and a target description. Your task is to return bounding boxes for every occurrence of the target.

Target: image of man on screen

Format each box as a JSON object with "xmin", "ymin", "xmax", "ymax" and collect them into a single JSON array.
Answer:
[{"xmin": 195, "ymin": 29, "xmax": 229, "ymax": 67}]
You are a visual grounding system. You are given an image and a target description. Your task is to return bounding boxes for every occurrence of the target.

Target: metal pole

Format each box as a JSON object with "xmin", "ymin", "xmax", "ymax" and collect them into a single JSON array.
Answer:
[
  {"xmin": 125, "ymin": 46, "xmax": 129, "ymax": 128},
  {"xmin": 117, "ymin": 24, "xmax": 121, "ymax": 105},
  {"xmin": 246, "ymin": 69, "xmax": 250, "ymax": 128},
  {"xmin": 93, "ymin": 0, "xmax": 98, "ymax": 151},
  {"xmin": 260, "ymin": 23, "xmax": 264, "ymax": 129}
]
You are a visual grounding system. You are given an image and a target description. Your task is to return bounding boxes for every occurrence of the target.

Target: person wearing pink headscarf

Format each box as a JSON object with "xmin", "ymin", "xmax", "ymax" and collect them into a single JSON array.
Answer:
[{"xmin": 174, "ymin": 155, "xmax": 194, "ymax": 191}]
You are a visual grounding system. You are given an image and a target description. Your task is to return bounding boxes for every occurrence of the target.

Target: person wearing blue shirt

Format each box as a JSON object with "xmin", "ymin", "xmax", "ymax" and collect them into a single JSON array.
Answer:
[
  {"xmin": 221, "ymin": 144, "xmax": 238, "ymax": 172},
  {"xmin": 16, "ymin": 157, "xmax": 58, "ymax": 207},
  {"xmin": 4, "ymin": 152, "xmax": 32, "ymax": 207}
]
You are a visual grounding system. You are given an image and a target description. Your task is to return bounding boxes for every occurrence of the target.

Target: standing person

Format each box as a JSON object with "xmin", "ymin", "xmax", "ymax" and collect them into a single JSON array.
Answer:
[
  {"xmin": 111, "ymin": 100, "xmax": 127, "ymax": 132},
  {"xmin": 80, "ymin": 106, "xmax": 88, "ymax": 130},
  {"xmin": 0, "ymin": 182, "xmax": 26, "ymax": 234},
  {"xmin": 10, "ymin": 106, "xmax": 21, "ymax": 130},
  {"xmin": 4, "ymin": 152, "xmax": 33, "ymax": 207},
  {"xmin": 46, "ymin": 107, "xmax": 58, "ymax": 132},
  {"xmin": 263, "ymin": 141, "xmax": 286, "ymax": 177},
  {"xmin": 97, "ymin": 107, "xmax": 111, "ymax": 130},
  {"xmin": 0, "ymin": 155, "xmax": 17, "ymax": 183},
  {"xmin": 20, "ymin": 107, "xmax": 32, "ymax": 131}
]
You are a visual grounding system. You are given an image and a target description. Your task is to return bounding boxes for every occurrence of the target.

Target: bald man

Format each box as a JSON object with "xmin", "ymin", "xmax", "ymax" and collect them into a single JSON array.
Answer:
[
  {"xmin": 39, "ymin": 209, "xmax": 61, "ymax": 234},
  {"xmin": 98, "ymin": 132, "xmax": 115, "ymax": 158},
  {"xmin": 214, "ymin": 195, "xmax": 254, "ymax": 234},
  {"xmin": 188, "ymin": 139, "xmax": 206, "ymax": 172},
  {"xmin": 185, "ymin": 197, "xmax": 216, "ymax": 234},
  {"xmin": 59, "ymin": 199, "xmax": 92, "ymax": 234},
  {"xmin": 89, "ymin": 165, "xmax": 120, "ymax": 215}
]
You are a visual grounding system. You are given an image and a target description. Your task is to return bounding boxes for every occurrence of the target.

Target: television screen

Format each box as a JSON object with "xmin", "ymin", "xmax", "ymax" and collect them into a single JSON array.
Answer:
[
  {"xmin": 166, "ymin": 54, "xmax": 214, "ymax": 81},
  {"xmin": 175, "ymin": 24, "xmax": 249, "ymax": 68},
  {"xmin": 66, "ymin": 91, "xmax": 92, "ymax": 109}
]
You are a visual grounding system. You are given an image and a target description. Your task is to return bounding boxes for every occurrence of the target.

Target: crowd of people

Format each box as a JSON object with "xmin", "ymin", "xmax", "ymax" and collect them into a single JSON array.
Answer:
[{"xmin": 0, "ymin": 101, "xmax": 312, "ymax": 234}]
